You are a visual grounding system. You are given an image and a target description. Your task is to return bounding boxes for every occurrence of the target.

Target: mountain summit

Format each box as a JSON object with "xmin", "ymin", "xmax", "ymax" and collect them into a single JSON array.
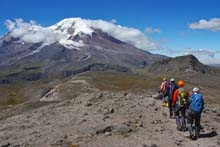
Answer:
[
  {"xmin": 3, "ymin": 18, "xmax": 157, "ymax": 50},
  {"xmin": 148, "ymin": 54, "xmax": 220, "ymax": 75},
  {"xmin": 0, "ymin": 18, "xmax": 165, "ymax": 83}
]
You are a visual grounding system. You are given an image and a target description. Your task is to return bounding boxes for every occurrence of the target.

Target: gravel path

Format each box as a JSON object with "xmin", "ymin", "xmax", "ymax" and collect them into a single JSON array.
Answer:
[{"xmin": 0, "ymin": 80, "xmax": 219, "ymax": 147}]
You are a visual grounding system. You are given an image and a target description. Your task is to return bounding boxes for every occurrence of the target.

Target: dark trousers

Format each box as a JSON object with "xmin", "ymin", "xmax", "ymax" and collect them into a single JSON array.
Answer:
[
  {"xmin": 168, "ymin": 97, "xmax": 173, "ymax": 117},
  {"xmin": 175, "ymin": 106, "xmax": 186, "ymax": 130},
  {"xmin": 162, "ymin": 93, "xmax": 169, "ymax": 103},
  {"xmin": 187, "ymin": 111, "xmax": 201, "ymax": 137}
]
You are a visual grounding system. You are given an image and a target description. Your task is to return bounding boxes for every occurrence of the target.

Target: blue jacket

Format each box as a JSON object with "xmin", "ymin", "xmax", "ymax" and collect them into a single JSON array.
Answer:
[{"xmin": 189, "ymin": 93, "xmax": 204, "ymax": 114}]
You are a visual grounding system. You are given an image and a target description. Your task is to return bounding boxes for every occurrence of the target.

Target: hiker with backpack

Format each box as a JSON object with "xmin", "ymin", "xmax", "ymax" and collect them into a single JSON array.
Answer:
[
  {"xmin": 159, "ymin": 77, "xmax": 169, "ymax": 106},
  {"xmin": 168, "ymin": 78, "xmax": 178, "ymax": 118},
  {"xmin": 187, "ymin": 87, "xmax": 204, "ymax": 140},
  {"xmin": 172, "ymin": 80, "xmax": 190, "ymax": 131}
]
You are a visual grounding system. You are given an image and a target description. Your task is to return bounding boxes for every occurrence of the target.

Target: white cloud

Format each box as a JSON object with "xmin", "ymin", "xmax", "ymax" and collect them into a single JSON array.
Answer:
[
  {"xmin": 183, "ymin": 48, "xmax": 216, "ymax": 58},
  {"xmin": 5, "ymin": 19, "xmax": 62, "ymax": 44},
  {"xmin": 199, "ymin": 54, "xmax": 220, "ymax": 65},
  {"xmin": 5, "ymin": 18, "xmax": 84, "ymax": 48},
  {"xmin": 110, "ymin": 19, "xmax": 117, "ymax": 24},
  {"xmin": 144, "ymin": 27, "xmax": 161, "ymax": 33},
  {"xmin": 5, "ymin": 18, "xmax": 159, "ymax": 51},
  {"xmin": 184, "ymin": 49, "xmax": 220, "ymax": 64},
  {"xmin": 5, "ymin": 20, "xmax": 15, "ymax": 30},
  {"xmin": 151, "ymin": 47, "xmax": 220, "ymax": 64},
  {"xmin": 85, "ymin": 19, "xmax": 158, "ymax": 50},
  {"xmin": 180, "ymin": 48, "xmax": 220, "ymax": 64},
  {"xmin": 189, "ymin": 18, "xmax": 220, "ymax": 31}
]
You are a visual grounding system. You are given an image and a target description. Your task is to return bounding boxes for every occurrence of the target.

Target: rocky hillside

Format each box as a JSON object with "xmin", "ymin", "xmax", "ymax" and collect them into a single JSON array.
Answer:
[
  {"xmin": 0, "ymin": 78, "xmax": 219, "ymax": 147},
  {"xmin": 148, "ymin": 55, "xmax": 220, "ymax": 75}
]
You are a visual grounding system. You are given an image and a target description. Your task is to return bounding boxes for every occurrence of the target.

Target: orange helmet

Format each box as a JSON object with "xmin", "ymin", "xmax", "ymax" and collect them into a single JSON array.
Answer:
[{"xmin": 178, "ymin": 80, "xmax": 184, "ymax": 87}]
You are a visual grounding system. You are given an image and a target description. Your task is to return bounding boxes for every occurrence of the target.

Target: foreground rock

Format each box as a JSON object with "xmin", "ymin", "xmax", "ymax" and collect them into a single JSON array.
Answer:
[{"xmin": 0, "ymin": 79, "xmax": 219, "ymax": 147}]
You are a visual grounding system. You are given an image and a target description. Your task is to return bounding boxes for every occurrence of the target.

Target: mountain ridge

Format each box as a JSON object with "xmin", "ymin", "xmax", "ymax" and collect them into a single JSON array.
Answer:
[
  {"xmin": 0, "ymin": 18, "xmax": 167, "ymax": 83},
  {"xmin": 147, "ymin": 54, "xmax": 220, "ymax": 75},
  {"xmin": 1, "ymin": 18, "xmax": 219, "ymax": 83}
]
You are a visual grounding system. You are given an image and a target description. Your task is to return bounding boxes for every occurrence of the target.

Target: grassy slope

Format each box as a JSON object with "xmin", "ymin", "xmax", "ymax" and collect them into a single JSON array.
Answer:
[
  {"xmin": 0, "ymin": 62, "xmax": 44, "ymax": 83},
  {"xmin": 76, "ymin": 71, "xmax": 220, "ymax": 105},
  {"xmin": 76, "ymin": 71, "xmax": 161, "ymax": 92},
  {"xmin": 0, "ymin": 70, "xmax": 219, "ymax": 107},
  {"xmin": 0, "ymin": 81, "xmax": 53, "ymax": 106},
  {"xmin": 0, "ymin": 84, "xmax": 24, "ymax": 105}
]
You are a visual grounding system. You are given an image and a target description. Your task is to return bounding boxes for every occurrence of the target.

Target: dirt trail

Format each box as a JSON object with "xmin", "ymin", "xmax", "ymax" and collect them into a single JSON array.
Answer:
[{"xmin": 0, "ymin": 80, "xmax": 219, "ymax": 147}]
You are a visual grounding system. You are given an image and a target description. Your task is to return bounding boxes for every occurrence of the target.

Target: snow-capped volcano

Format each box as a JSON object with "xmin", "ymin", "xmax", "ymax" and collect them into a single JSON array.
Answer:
[
  {"xmin": 4, "ymin": 18, "xmax": 157, "ymax": 50},
  {"xmin": 0, "ymin": 18, "xmax": 165, "ymax": 83},
  {"xmin": 50, "ymin": 18, "xmax": 94, "ymax": 36}
]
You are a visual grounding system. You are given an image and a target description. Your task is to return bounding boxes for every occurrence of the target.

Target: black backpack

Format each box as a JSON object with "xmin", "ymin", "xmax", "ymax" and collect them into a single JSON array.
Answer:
[{"xmin": 169, "ymin": 83, "xmax": 178, "ymax": 98}]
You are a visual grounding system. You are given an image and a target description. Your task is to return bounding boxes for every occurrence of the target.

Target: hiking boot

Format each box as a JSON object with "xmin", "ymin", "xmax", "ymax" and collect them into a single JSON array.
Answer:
[
  {"xmin": 177, "ymin": 127, "xmax": 182, "ymax": 131},
  {"xmin": 189, "ymin": 134, "xmax": 194, "ymax": 140},
  {"xmin": 192, "ymin": 135, "xmax": 198, "ymax": 140},
  {"xmin": 182, "ymin": 127, "xmax": 188, "ymax": 132}
]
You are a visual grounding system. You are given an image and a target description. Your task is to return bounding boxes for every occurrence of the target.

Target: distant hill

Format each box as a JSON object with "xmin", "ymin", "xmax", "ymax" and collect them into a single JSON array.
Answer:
[
  {"xmin": 148, "ymin": 55, "xmax": 220, "ymax": 76},
  {"xmin": 209, "ymin": 64, "xmax": 220, "ymax": 67}
]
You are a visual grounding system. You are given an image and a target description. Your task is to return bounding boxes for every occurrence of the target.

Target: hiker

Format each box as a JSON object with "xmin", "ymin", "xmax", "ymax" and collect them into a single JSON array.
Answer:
[
  {"xmin": 168, "ymin": 78, "xmax": 178, "ymax": 118},
  {"xmin": 187, "ymin": 87, "xmax": 204, "ymax": 140},
  {"xmin": 172, "ymin": 80, "xmax": 190, "ymax": 131},
  {"xmin": 159, "ymin": 77, "xmax": 169, "ymax": 106}
]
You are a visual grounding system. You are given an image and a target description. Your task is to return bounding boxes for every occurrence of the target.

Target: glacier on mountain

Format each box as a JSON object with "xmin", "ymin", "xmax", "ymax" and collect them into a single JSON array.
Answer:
[{"xmin": 5, "ymin": 17, "xmax": 158, "ymax": 50}]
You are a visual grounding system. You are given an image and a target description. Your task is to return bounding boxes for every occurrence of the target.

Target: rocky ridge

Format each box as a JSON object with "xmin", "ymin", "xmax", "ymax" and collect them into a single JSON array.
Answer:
[{"xmin": 0, "ymin": 79, "xmax": 219, "ymax": 147}]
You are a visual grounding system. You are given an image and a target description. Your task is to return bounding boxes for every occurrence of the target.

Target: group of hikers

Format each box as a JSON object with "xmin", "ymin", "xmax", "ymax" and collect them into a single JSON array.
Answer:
[{"xmin": 159, "ymin": 77, "xmax": 204, "ymax": 140}]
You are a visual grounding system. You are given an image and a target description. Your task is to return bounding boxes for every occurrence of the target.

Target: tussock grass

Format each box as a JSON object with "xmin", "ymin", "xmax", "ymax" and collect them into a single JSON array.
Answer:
[
  {"xmin": 0, "ymin": 70, "xmax": 219, "ymax": 107},
  {"xmin": 0, "ymin": 81, "xmax": 52, "ymax": 106},
  {"xmin": 77, "ymin": 71, "xmax": 161, "ymax": 92},
  {"xmin": 0, "ymin": 84, "xmax": 24, "ymax": 105},
  {"xmin": 6, "ymin": 92, "xmax": 23, "ymax": 105}
]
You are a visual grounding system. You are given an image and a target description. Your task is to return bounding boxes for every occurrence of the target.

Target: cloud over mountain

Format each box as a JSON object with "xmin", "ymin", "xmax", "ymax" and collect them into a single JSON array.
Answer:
[
  {"xmin": 183, "ymin": 48, "xmax": 216, "ymax": 57},
  {"xmin": 5, "ymin": 18, "xmax": 158, "ymax": 50},
  {"xmin": 152, "ymin": 47, "xmax": 220, "ymax": 64},
  {"xmin": 5, "ymin": 19, "xmax": 63, "ymax": 45},
  {"xmin": 181, "ymin": 48, "xmax": 220, "ymax": 64}
]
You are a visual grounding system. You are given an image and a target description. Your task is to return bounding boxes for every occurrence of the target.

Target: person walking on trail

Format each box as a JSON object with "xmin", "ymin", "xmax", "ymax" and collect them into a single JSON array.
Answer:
[
  {"xmin": 159, "ymin": 77, "xmax": 169, "ymax": 107},
  {"xmin": 187, "ymin": 87, "xmax": 204, "ymax": 140},
  {"xmin": 168, "ymin": 78, "xmax": 178, "ymax": 118},
  {"xmin": 172, "ymin": 80, "xmax": 190, "ymax": 131}
]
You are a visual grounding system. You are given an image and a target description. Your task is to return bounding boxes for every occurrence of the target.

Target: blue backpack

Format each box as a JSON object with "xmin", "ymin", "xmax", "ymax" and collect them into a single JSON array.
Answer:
[{"xmin": 190, "ymin": 93, "xmax": 204, "ymax": 113}]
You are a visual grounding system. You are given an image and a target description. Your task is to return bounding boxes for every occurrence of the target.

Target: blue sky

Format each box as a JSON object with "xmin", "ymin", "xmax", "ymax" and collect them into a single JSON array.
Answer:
[{"xmin": 1, "ymin": 0, "xmax": 220, "ymax": 64}]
